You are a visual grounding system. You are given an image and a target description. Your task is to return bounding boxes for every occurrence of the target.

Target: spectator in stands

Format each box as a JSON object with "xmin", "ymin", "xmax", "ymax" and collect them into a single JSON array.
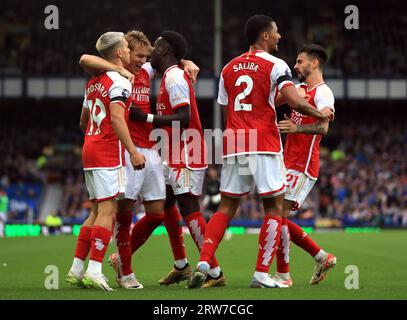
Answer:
[
  {"xmin": 201, "ymin": 166, "xmax": 221, "ymax": 217},
  {"xmin": 44, "ymin": 211, "xmax": 63, "ymax": 235}
]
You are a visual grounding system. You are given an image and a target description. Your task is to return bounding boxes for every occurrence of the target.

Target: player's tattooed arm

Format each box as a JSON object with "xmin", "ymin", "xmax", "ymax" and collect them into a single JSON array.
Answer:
[
  {"xmin": 179, "ymin": 59, "xmax": 200, "ymax": 84},
  {"xmin": 79, "ymin": 54, "xmax": 134, "ymax": 83},
  {"xmin": 130, "ymin": 105, "xmax": 190, "ymax": 128},
  {"xmin": 297, "ymin": 121, "xmax": 329, "ymax": 135},
  {"xmin": 277, "ymin": 114, "xmax": 329, "ymax": 135},
  {"xmin": 280, "ymin": 86, "xmax": 333, "ymax": 121}
]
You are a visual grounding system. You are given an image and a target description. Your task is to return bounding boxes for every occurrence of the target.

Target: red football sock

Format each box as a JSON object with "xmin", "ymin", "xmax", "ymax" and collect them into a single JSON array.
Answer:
[
  {"xmin": 74, "ymin": 225, "xmax": 92, "ymax": 260},
  {"xmin": 287, "ymin": 219, "xmax": 321, "ymax": 257},
  {"xmin": 114, "ymin": 210, "xmax": 133, "ymax": 276},
  {"xmin": 198, "ymin": 211, "xmax": 230, "ymax": 265},
  {"xmin": 130, "ymin": 213, "xmax": 164, "ymax": 254},
  {"xmin": 255, "ymin": 215, "xmax": 282, "ymax": 273},
  {"xmin": 90, "ymin": 226, "xmax": 112, "ymax": 263},
  {"xmin": 164, "ymin": 205, "xmax": 187, "ymax": 261},
  {"xmin": 276, "ymin": 217, "xmax": 291, "ymax": 274},
  {"xmin": 184, "ymin": 211, "xmax": 220, "ymax": 269}
]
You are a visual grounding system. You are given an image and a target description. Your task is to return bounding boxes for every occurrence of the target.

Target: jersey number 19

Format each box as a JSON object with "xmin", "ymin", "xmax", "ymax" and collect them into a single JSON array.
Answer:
[{"xmin": 87, "ymin": 98, "xmax": 107, "ymax": 136}]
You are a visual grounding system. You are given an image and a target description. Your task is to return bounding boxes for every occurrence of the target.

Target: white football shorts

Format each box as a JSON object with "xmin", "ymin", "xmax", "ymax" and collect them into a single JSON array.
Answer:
[
  {"xmin": 220, "ymin": 154, "xmax": 287, "ymax": 198},
  {"xmin": 163, "ymin": 163, "xmax": 205, "ymax": 197},
  {"xmin": 84, "ymin": 167, "xmax": 126, "ymax": 202},
  {"xmin": 124, "ymin": 148, "xmax": 166, "ymax": 201},
  {"xmin": 284, "ymin": 168, "xmax": 317, "ymax": 211}
]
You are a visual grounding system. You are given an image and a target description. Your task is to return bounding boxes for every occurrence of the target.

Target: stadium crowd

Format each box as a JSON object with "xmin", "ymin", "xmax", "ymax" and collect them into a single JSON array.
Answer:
[
  {"xmin": 1, "ymin": 102, "xmax": 406, "ymax": 228},
  {"xmin": 1, "ymin": 0, "xmax": 406, "ymax": 77},
  {"xmin": 1, "ymin": 0, "xmax": 406, "ymax": 228}
]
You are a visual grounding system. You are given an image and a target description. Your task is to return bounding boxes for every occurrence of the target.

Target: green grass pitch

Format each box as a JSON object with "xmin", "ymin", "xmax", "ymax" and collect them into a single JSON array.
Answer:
[{"xmin": 1, "ymin": 231, "xmax": 406, "ymax": 300}]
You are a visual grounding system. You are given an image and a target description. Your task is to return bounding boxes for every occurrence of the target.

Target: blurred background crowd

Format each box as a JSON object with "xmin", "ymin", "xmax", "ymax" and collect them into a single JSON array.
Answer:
[
  {"xmin": 1, "ymin": 0, "xmax": 406, "ymax": 230},
  {"xmin": 1, "ymin": 101, "xmax": 405, "ymax": 229},
  {"xmin": 2, "ymin": 0, "xmax": 406, "ymax": 77}
]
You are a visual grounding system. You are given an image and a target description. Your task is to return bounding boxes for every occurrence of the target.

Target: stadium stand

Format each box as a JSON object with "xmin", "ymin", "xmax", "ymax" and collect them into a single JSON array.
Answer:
[
  {"xmin": 0, "ymin": 0, "xmax": 406, "ymax": 229},
  {"xmin": 1, "ymin": 100, "xmax": 405, "ymax": 228},
  {"xmin": 1, "ymin": 0, "xmax": 406, "ymax": 77}
]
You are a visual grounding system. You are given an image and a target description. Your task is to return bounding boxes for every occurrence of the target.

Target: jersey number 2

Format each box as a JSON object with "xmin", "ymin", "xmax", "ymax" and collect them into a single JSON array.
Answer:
[
  {"xmin": 87, "ymin": 98, "xmax": 106, "ymax": 135},
  {"xmin": 234, "ymin": 75, "xmax": 253, "ymax": 111}
]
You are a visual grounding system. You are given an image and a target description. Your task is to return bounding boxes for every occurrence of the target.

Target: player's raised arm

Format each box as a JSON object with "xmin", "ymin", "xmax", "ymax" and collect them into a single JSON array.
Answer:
[
  {"xmin": 79, "ymin": 54, "xmax": 134, "ymax": 83},
  {"xmin": 130, "ymin": 104, "xmax": 190, "ymax": 128},
  {"xmin": 275, "ymin": 87, "xmax": 306, "ymax": 107},
  {"xmin": 179, "ymin": 59, "xmax": 200, "ymax": 83},
  {"xmin": 277, "ymin": 114, "xmax": 329, "ymax": 135},
  {"xmin": 280, "ymin": 85, "xmax": 333, "ymax": 121}
]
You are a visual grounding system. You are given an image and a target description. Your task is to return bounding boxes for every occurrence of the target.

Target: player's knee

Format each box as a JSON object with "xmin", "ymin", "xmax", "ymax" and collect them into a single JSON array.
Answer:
[
  {"xmin": 218, "ymin": 196, "xmax": 239, "ymax": 218},
  {"xmin": 144, "ymin": 200, "xmax": 165, "ymax": 213},
  {"xmin": 176, "ymin": 194, "xmax": 200, "ymax": 216},
  {"xmin": 117, "ymin": 199, "xmax": 134, "ymax": 212}
]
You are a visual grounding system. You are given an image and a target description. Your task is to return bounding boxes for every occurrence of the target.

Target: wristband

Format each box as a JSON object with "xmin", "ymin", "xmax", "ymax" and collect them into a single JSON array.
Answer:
[{"xmin": 146, "ymin": 113, "xmax": 154, "ymax": 123}]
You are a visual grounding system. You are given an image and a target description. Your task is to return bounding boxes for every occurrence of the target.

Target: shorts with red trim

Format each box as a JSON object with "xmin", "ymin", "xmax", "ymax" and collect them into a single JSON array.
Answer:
[
  {"xmin": 284, "ymin": 169, "xmax": 317, "ymax": 211},
  {"xmin": 84, "ymin": 167, "xmax": 126, "ymax": 202},
  {"xmin": 220, "ymin": 154, "xmax": 286, "ymax": 198},
  {"xmin": 124, "ymin": 148, "xmax": 166, "ymax": 201},
  {"xmin": 163, "ymin": 163, "xmax": 205, "ymax": 196}
]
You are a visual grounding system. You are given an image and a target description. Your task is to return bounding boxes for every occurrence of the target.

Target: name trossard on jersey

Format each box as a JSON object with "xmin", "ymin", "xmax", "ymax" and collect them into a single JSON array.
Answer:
[{"xmin": 82, "ymin": 71, "xmax": 132, "ymax": 170}]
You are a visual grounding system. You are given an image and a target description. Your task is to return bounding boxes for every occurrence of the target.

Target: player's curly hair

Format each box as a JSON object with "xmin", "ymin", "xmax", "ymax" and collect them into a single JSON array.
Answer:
[
  {"xmin": 244, "ymin": 15, "xmax": 274, "ymax": 46},
  {"xmin": 160, "ymin": 30, "xmax": 187, "ymax": 62},
  {"xmin": 125, "ymin": 30, "xmax": 152, "ymax": 52}
]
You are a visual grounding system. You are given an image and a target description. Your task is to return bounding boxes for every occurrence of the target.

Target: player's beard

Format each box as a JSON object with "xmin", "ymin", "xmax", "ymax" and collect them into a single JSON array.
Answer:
[{"xmin": 298, "ymin": 65, "xmax": 311, "ymax": 82}]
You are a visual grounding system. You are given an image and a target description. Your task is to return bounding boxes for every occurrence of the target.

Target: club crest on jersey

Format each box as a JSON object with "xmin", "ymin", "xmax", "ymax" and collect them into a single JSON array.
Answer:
[
  {"xmin": 121, "ymin": 88, "xmax": 129, "ymax": 98},
  {"xmin": 138, "ymin": 77, "xmax": 147, "ymax": 86}
]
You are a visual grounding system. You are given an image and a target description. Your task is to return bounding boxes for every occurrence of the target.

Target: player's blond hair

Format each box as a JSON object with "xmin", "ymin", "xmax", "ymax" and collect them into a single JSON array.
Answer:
[
  {"xmin": 95, "ymin": 31, "xmax": 125, "ymax": 59},
  {"xmin": 125, "ymin": 30, "xmax": 152, "ymax": 52}
]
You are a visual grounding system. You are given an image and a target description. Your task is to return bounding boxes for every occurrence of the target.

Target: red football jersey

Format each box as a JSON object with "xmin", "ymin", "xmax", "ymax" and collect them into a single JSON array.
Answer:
[
  {"xmin": 82, "ymin": 71, "xmax": 132, "ymax": 170},
  {"xmin": 284, "ymin": 82, "xmax": 335, "ymax": 179},
  {"xmin": 129, "ymin": 63, "xmax": 155, "ymax": 148},
  {"xmin": 156, "ymin": 65, "xmax": 207, "ymax": 170},
  {"xmin": 218, "ymin": 50, "xmax": 294, "ymax": 157}
]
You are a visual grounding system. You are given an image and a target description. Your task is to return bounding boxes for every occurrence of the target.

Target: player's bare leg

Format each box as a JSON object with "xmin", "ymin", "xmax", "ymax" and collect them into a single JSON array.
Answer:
[
  {"xmin": 251, "ymin": 194, "xmax": 289, "ymax": 288},
  {"xmin": 66, "ymin": 202, "xmax": 98, "ymax": 287},
  {"xmin": 187, "ymin": 195, "xmax": 238, "ymax": 289},
  {"xmin": 287, "ymin": 217, "xmax": 337, "ymax": 284},
  {"xmin": 82, "ymin": 199, "xmax": 116, "ymax": 291}
]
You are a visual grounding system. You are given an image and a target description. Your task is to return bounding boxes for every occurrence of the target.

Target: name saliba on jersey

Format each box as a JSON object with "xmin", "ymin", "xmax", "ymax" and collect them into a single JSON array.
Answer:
[{"xmin": 233, "ymin": 62, "xmax": 259, "ymax": 73}]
